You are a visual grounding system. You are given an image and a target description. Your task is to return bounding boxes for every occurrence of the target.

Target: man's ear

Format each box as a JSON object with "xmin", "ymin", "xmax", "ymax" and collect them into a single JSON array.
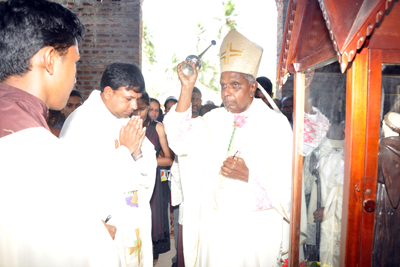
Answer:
[
  {"xmin": 103, "ymin": 86, "xmax": 113, "ymax": 100},
  {"xmin": 250, "ymin": 82, "xmax": 257, "ymax": 97},
  {"xmin": 42, "ymin": 47, "xmax": 57, "ymax": 76}
]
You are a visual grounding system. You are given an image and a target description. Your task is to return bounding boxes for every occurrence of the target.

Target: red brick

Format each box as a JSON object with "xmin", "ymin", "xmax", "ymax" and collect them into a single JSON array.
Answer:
[{"xmin": 69, "ymin": 0, "xmax": 142, "ymax": 91}]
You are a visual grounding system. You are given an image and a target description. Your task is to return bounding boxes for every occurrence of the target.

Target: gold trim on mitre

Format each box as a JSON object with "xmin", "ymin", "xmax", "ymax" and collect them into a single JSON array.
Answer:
[{"xmin": 219, "ymin": 30, "xmax": 263, "ymax": 79}]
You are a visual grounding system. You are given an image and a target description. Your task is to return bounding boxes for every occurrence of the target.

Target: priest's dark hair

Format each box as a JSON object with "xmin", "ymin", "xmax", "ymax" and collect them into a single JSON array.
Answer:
[
  {"xmin": 0, "ymin": 0, "xmax": 85, "ymax": 82},
  {"xmin": 100, "ymin": 62, "xmax": 145, "ymax": 93}
]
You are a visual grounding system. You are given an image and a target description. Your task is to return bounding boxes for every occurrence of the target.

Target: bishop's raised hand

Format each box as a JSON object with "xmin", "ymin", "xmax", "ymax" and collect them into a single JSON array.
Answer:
[
  {"xmin": 175, "ymin": 61, "xmax": 199, "ymax": 113},
  {"xmin": 177, "ymin": 61, "xmax": 198, "ymax": 91}
]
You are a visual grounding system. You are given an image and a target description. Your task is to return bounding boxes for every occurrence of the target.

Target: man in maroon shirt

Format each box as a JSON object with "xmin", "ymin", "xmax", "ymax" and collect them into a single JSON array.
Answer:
[{"xmin": 0, "ymin": 0, "xmax": 85, "ymax": 138}]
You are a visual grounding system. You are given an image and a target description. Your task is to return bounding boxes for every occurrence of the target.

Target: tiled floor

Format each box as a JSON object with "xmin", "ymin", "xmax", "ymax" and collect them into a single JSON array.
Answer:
[{"xmin": 155, "ymin": 238, "xmax": 176, "ymax": 267}]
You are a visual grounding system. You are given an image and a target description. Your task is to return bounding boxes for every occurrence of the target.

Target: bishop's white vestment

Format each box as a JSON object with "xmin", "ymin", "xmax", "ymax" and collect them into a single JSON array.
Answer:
[
  {"xmin": 164, "ymin": 98, "xmax": 293, "ymax": 267},
  {"xmin": 0, "ymin": 127, "xmax": 121, "ymax": 266},
  {"xmin": 59, "ymin": 90, "xmax": 157, "ymax": 267}
]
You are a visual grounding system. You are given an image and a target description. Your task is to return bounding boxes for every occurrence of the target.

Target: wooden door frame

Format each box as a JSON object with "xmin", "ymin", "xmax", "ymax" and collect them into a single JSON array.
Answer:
[
  {"xmin": 289, "ymin": 72, "xmax": 305, "ymax": 267},
  {"xmin": 340, "ymin": 48, "xmax": 399, "ymax": 267}
]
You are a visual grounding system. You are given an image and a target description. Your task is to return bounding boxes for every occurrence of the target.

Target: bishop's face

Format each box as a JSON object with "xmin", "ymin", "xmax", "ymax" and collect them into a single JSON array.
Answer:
[
  {"xmin": 102, "ymin": 86, "xmax": 141, "ymax": 118},
  {"xmin": 220, "ymin": 71, "xmax": 257, "ymax": 113}
]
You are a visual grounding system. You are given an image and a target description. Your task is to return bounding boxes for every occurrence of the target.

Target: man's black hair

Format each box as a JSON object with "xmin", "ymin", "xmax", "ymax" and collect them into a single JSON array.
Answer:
[
  {"xmin": 280, "ymin": 96, "xmax": 293, "ymax": 111},
  {"xmin": 0, "ymin": 0, "xmax": 85, "ymax": 81},
  {"xmin": 70, "ymin": 90, "xmax": 84, "ymax": 103},
  {"xmin": 100, "ymin": 62, "xmax": 145, "ymax": 93},
  {"xmin": 281, "ymin": 96, "xmax": 293, "ymax": 103},
  {"xmin": 193, "ymin": 87, "xmax": 202, "ymax": 97},
  {"xmin": 164, "ymin": 96, "xmax": 178, "ymax": 108},
  {"xmin": 256, "ymin": 76, "xmax": 273, "ymax": 96}
]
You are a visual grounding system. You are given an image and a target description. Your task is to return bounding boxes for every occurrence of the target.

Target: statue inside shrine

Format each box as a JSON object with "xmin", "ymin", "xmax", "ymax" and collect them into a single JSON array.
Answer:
[{"xmin": 372, "ymin": 112, "xmax": 400, "ymax": 266}]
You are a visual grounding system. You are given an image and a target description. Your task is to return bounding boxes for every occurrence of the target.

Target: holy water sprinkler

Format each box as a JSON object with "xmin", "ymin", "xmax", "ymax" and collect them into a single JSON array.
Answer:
[{"xmin": 181, "ymin": 40, "xmax": 217, "ymax": 76}]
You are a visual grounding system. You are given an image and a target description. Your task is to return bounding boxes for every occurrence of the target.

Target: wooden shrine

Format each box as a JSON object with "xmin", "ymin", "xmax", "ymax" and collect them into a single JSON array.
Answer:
[{"xmin": 277, "ymin": 0, "xmax": 400, "ymax": 266}]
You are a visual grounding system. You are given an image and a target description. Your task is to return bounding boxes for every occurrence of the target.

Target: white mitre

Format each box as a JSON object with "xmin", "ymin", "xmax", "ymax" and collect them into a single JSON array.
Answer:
[{"xmin": 219, "ymin": 30, "xmax": 263, "ymax": 79}]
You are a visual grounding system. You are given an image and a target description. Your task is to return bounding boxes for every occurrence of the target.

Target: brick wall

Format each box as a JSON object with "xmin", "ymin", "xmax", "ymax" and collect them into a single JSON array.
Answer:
[{"xmin": 54, "ymin": 0, "xmax": 143, "ymax": 99}]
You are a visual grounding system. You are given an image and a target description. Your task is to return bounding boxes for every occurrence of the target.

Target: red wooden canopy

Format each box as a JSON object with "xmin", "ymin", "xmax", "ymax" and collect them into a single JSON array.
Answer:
[{"xmin": 277, "ymin": 0, "xmax": 397, "ymax": 89}]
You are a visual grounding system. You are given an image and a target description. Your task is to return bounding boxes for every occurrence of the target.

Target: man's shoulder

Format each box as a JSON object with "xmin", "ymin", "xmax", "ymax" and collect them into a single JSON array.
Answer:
[
  {"xmin": 0, "ymin": 127, "xmax": 61, "ymax": 158},
  {"xmin": 61, "ymin": 100, "xmax": 97, "ymax": 132},
  {"xmin": 0, "ymin": 127, "xmax": 55, "ymax": 143}
]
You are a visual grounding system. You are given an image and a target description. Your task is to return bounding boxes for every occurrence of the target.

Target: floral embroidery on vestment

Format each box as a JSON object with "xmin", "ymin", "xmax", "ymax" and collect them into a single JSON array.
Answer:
[
  {"xmin": 164, "ymin": 106, "xmax": 193, "ymax": 143},
  {"xmin": 250, "ymin": 174, "xmax": 274, "ymax": 210}
]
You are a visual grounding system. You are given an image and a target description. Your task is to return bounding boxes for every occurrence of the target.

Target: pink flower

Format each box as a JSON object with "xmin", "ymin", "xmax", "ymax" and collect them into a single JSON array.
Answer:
[{"xmin": 233, "ymin": 115, "xmax": 247, "ymax": 128}]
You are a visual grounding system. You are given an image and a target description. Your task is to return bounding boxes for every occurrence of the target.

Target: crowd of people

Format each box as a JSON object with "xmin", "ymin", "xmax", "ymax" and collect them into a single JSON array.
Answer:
[{"xmin": 0, "ymin": 1, "xmax": 295, "ymax": 267}]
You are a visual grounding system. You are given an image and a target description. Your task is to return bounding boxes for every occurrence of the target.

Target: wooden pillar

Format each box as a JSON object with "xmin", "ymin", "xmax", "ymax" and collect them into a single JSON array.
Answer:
[
  {"xmin": 358, "ymin": 49, "xmax": 382, "ymax": 266},
  {"xmin": 289, "ymin": 72, "xmax": 305, "ymax": 267},
  {"xmin": 340, "ymin": 48, "xmax": 369, "ymax": 267}
]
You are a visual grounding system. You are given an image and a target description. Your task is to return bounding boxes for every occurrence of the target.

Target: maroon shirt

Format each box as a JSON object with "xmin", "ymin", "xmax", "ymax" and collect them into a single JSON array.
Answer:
[{"xmin": 0, "ymin": 83, "xmax": 49, "ymax": 138}]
